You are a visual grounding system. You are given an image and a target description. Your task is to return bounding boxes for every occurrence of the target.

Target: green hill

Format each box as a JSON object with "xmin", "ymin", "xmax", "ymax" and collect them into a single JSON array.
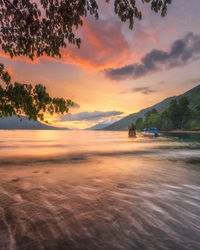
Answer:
[{"xmin": 104, "ymin": 85, "xmax": 200, "ymax": 131}]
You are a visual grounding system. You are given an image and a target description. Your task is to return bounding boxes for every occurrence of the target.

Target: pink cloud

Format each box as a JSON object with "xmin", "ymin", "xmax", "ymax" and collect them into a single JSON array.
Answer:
[
  {"xmin": 0, "ymin": 17, "xmax": 136, "ymax": 71},
  {"xmin": 59, "ymin": 18, "xmax": 134, "ymax": 70}
]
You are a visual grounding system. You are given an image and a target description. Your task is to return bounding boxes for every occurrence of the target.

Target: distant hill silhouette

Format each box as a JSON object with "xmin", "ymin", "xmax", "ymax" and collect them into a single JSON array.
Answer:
[
  {"xmin": 0, "ymin": 115, "xmax": 69, "ymax": 130},
  {"xmin": 86, "ymin": 122, "xmax": 112, "ymax": 130},
  {"xmin": 104, "ymin": 85, "xmax": 200, "ymax": 131}
]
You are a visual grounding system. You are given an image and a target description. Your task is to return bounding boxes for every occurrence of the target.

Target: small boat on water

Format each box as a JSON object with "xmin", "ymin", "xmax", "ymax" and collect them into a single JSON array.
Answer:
[{"xmin": 142, "ymin": 128, "xmax": 160, "ymax": 137}]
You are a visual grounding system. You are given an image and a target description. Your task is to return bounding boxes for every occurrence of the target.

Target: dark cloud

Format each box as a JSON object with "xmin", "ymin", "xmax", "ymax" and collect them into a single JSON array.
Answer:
[
  {"xmin": 133, "ymin": 87, "xmax": 156, "ymax": 95},
  {"xmin": 105, "ymin": 33, "xmax": 200, "ymax": 80},
  {"xmin": 60, "ymin": 111, "xmax": 123, "ymax": 122}
]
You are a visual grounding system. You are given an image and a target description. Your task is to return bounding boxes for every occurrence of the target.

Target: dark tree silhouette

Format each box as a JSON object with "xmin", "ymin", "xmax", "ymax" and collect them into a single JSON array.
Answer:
[
  {"xmin": 0, "ymin": 63, "xmax": 73, "ymax": 121},
  {"xmin": 0, "ymin": 0, "xmax": 172, "ymax": 60}
]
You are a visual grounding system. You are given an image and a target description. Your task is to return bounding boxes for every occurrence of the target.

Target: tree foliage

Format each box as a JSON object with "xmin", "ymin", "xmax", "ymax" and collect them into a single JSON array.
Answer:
[
  {"xmin": 0, "ymin": 0, "xmax": 172, "ymax": 59},
  {"xmin": 135, "ymin": 96, "xmax": 200, "ymax": 131},
  {"xmin": 136, "ymin": 117, "xmax": 143, "ymax": 130},
  {"xmin": 190, "ymin": 105, "xmax": 200, "ymax": 130},
  {"xmin": 166, "ymin": 97, "xmax": 190, "ymax": 129},
  {"xmin": 0, "ymin": 63, "xmax": 73, "ymax": 121},
  {"xmin": 144, "ymin": 108, "xmax": 158, "ymax": 124}
]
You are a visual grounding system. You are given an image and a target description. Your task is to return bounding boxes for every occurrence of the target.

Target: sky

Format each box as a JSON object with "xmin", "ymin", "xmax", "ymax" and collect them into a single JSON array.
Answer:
[{"xmin": 1, "ymin": 0, "xmax": 200, "ymax": 129}]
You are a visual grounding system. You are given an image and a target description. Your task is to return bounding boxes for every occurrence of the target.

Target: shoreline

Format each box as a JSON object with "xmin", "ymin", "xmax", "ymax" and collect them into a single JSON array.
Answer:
[{"xmin": 161, "ymin": 130, "xmax": 200, "ymax": 134}]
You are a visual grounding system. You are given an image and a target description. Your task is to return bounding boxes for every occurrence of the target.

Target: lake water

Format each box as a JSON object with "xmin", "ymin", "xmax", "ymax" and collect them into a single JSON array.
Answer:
[{"xmin": 0, "ymin": 130, "xmax": 200, "ymax": 250}]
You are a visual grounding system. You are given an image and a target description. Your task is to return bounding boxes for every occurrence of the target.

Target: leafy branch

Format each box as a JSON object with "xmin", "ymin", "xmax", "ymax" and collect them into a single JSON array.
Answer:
[
  {"xmin": 0, "ymin": 63, "xmax": 73, "ymax": 121},
  {"xmin": 0, "ymin": 0, "xmax": 172, "ymax": 60}
]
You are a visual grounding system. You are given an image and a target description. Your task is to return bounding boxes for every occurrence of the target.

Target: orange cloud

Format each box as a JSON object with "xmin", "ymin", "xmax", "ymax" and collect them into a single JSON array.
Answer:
[
  {"xmin": 58, "ymin": 18, "xmax": 135, "ymax": 70},
  {"xmin": 0, "ymin": 17, "xmax": 137, "ymax": 71},
  {"xmin": 0, "ymin": 51, "xmax": 40, "ymax": 64},
  {"xmin": 134, "ymin": 29, "xmax": 159, "ymax": 46},
  {"xmin": 5, "ymin": 66, "xmax": 13, "ymax": 76}
]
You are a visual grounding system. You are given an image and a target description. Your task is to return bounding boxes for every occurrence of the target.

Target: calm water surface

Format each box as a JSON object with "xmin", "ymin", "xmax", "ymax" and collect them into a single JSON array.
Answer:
[{"xmin": 0, "ymin": 130, "xmax": 200, "ymax": 250}]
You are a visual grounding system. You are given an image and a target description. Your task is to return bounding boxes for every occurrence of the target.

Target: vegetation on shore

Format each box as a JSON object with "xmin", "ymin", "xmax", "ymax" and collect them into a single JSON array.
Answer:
[
  {"xmin": 103, "ymin": 85, "xmax": 200, "ymax": 131},
  {"xmin": 136, "ymin": 97, "xmax": 200, "ymax": 131}
]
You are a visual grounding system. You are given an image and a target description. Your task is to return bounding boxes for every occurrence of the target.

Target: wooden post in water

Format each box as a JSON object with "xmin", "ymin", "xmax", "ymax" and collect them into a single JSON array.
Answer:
[{"xmin": 128, "ymin": 123, "xmax": 136, "ymax": 137}]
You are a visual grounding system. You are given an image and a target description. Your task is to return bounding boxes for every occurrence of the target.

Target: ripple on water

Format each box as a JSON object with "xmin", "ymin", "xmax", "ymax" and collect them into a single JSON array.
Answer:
[{"xmin": 0, "ymin": 131, "xmax": 200, "ymax": 249}]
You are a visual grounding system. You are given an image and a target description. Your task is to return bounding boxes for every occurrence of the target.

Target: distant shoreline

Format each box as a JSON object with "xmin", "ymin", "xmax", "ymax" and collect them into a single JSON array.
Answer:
[{"xmin": 161, "ymin": 130, "xmax": 200, "ymax": 134}]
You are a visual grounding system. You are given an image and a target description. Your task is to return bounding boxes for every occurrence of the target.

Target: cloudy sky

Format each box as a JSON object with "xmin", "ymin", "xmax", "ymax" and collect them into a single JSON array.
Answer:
[{"xmin": 1, "ymin": 0, "xmax": 200, "ymax": 129}]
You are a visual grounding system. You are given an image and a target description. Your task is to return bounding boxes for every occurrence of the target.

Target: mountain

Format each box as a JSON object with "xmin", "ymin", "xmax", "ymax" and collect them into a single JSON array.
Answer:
[
  {"xmin": 0, "ymin": 115, "xmax": 69, "ymax": 130},
  {"xmin": 86, "ymin": 122, "xmax": 112, "ymax": 130},
  {"xmin": 104, "ymin": 85, "xmax": 200, "ymax": 131}
]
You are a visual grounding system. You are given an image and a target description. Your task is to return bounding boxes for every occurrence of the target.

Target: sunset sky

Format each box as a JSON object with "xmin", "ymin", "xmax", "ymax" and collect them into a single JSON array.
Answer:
[{"xmin": 1, "ymin": 0, "xmax": 200, "ymax": 129}]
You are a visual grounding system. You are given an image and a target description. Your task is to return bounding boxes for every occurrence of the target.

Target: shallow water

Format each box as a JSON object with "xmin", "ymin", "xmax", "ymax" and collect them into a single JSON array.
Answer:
[{"xmin": 0, "ymin": 130, "xmax": 200, "ymax": 250}]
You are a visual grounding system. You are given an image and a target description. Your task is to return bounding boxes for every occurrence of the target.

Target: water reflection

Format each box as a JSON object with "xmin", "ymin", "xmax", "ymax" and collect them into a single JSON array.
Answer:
[
  {"xmin": 164, "ymin": 132, "xmax": 200, "ymax": 142},
  {"xmin": 0, "ymin": 130, "xmax": 200, "ymax": 250}
]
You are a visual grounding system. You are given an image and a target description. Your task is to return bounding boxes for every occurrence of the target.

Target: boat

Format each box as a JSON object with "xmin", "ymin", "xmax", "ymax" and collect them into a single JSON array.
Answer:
[{"xmin": 142, "ymin": 128, "xmax": 160, "ymax": 137}]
